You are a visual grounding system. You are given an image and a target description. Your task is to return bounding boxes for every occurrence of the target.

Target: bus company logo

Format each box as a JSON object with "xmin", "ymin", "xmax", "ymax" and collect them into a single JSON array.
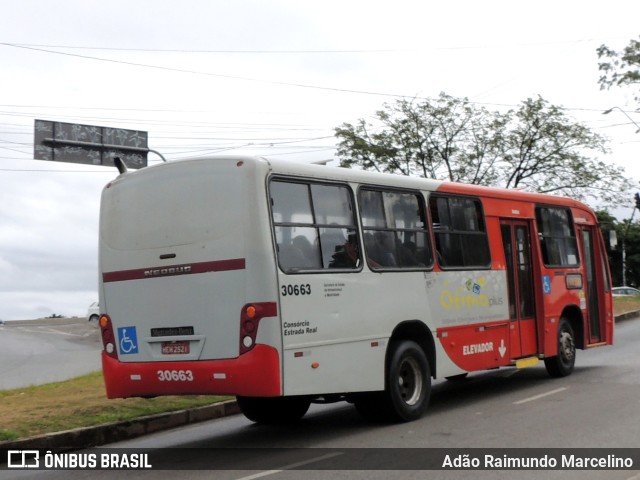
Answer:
[
  {"xmin": 465, "ymin": 278, "xmax": 483, "ymax": 295},
  {"xmin": 144, "ymin": 265, "xmax": 192, "ymax": 278},
  {"xmin": 7, "ymin": 450, "xmax": 39, "ymax": 469},
  {"xmin": 440, "ymin": 277, "xmax": 503, "ymax": 311}
]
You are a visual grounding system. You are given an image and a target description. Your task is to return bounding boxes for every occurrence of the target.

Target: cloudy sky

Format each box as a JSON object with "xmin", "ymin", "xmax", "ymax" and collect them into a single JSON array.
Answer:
[{"xmin": 1, "ymin": 0, "xmax": 639, "ymax": 320}]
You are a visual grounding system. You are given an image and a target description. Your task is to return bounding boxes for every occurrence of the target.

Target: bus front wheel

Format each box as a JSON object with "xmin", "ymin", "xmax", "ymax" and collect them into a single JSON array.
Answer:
[
  {"xmin": 544, "ymin": 317, "xmax": 576, "ymax": 378},
  {"xmin": 236, "ymin": 396, "xmax": 311, "ymax": 424},
  {"xmin": 383, "ymin": 340, "xmax": 431, "ymax": 422}
]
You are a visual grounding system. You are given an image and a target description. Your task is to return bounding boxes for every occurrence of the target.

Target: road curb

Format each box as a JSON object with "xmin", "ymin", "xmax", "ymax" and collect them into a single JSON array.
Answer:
[
  {"xmin": 0, "ymin": 400, "xmax": 240, "ymax": 451},
  {"xmin": 614, "ymin": 310, "xmax": 640, "ymax": 323}
]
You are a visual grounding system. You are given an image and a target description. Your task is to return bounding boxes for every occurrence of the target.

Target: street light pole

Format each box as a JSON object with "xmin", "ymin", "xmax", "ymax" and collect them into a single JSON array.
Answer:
[
  {"xmin": 602, "ymin": 106, "xmax": 640, "ymax": 133},
  {"xmin": 622, "ymin": 238, "xmax": 626, "ymax": 286}
]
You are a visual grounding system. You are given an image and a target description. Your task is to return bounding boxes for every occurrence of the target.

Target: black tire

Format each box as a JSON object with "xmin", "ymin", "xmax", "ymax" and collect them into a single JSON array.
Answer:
[
  {"xmin": 544, "ymin": 318, "xmax": 576, "ymax": 378},
  {"xmin": 382, "ymin": 340, "xmax": 431, "ymax": 422},
  {"xmin": 236, "ymin": 396, "xmax": 310, "ymax": 424}
]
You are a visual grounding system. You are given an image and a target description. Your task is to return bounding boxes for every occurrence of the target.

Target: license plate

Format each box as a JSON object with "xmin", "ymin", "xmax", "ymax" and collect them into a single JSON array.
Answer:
[{"xmin": 161, "ymin": 341, "xmax": 190, "ymax": 355}]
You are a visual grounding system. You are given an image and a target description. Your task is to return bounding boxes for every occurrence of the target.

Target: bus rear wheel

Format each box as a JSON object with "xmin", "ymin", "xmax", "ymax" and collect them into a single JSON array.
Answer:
[
  {"xmin": 383, "ymin": 340, "xmax": 431, "ymax": 422},
  {"xmin": 236, "ymin": 396, "xmax": 311, "ymax": 424},
  {"xmin": 544, "ymin": 317, "xmax": 576, "ymax": 378}
]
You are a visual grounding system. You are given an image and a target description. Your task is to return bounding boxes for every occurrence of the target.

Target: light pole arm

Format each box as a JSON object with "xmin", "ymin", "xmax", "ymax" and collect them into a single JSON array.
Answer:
[{"xmin": 602, "ymin": 106, "xmax": 640, "ymax": 133}]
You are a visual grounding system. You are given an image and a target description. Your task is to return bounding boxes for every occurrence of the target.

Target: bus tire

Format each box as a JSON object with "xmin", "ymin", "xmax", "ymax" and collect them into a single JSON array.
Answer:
[
  {"xmin": 383, "ymin": 340, "xmax": 431, "ymax": 422},
  {"xmin": 236, "ymin": 396, "xmax": 311, "ymax": 424},
  {"xmin": 544, "ymin": 317, "xmax": 576, "ymax": 378}
]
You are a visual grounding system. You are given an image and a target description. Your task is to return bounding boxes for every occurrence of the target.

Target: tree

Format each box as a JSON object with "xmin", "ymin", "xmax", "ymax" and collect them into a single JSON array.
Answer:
[
  {"xmin": 626, "ymin": 222, "xmax": 640, "ymax": 287},
  {"xmin": 597, "ymin": 36, "xmax": 640, "ymax": 105},
  {"xmin": 335, "ymin": 94, "xmax": 632, "ymax": 205},
  {"xmin": 335, "ymin": 93, "xmax": 506, "ymax": 185},
  {"xmin": 598, "ymin": 210, "xmax": 640, "ymax": 287},
  {"xmin": 500, "ymin": 97, "xmax": 628, "ymax": 204}
]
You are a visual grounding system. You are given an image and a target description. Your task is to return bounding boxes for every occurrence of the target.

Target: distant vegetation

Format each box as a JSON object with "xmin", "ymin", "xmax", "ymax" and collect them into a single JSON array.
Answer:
[{"xmin": 613, "ymin": 295, "xmax": 640, "ymax": 316}]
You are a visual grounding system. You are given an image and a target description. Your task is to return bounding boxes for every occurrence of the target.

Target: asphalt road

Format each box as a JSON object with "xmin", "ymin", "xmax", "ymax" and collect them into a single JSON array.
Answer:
[
  {"xmin": 0, "ymin": 319, "xmax": 101, "ymax": 390},
  {"xmin": 3, "ymin": 317, "xmax": 639, "ymax": 480}
]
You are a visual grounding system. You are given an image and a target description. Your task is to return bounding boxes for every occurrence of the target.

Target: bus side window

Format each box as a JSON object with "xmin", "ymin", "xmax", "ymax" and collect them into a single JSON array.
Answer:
[
  {"xmin": 278, "ymin": 235, "xmax": 322, "ymax": 271},
  {"xmin": 270, "ymin": 179, "xmax": 359, "ymax": 272},
  {"xmin": 535, "ymin": 206, "xmax": 579, "ymax": 267},
  {"xmin": 429, "ymin": 194, "xmax": 490, "ymax": 269},
  {"xmin": 327, "ymin": 231, "xmax": 360, "ymax": 268},
  {"xmin": 374, "ymin": 231, "xmax": 398, "ymax": 267},
  {"xmin": 359, "ymin": 188, "xmax": 432, "ymax": 270}
]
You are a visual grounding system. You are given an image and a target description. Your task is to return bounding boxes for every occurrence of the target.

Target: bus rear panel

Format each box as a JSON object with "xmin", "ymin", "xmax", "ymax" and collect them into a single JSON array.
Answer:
[{"xmin": 99, "ymin": 157, "xmax": 281, "ymax": 399}]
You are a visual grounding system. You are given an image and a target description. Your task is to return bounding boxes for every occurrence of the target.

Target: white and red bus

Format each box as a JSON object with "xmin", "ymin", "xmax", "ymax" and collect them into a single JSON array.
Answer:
[{"xmin": 98, "ymin": 156, "xmax": 613, "ymax": 423}]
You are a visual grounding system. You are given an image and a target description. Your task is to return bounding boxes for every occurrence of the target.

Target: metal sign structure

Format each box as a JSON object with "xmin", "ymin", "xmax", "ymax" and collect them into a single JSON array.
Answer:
[{"xmin": 34, "ymin": 119, "xmax": 149, "ymax": 169}]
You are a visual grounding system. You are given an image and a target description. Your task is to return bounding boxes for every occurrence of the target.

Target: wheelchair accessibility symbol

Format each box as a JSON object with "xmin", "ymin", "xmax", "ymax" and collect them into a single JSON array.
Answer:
[{"xmin": 117, "ymin": 326, "xmax": 139, "ymax": 355}]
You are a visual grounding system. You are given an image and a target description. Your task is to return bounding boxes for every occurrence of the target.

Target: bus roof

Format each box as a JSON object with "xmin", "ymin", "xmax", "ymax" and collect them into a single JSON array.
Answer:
[
  {"xmin": 133, "ymin": 155, "xmax": 596, "ymax": 215},
  {"xmin": 262, "ymin": 157, "xmax": 596, "ymax": 214}
]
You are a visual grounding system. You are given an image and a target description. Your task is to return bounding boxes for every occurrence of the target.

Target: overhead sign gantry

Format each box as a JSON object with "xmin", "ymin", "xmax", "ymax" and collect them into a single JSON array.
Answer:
[{"xmin": 33, "ymin": 119, "xmax": 158, "ymax": 169}]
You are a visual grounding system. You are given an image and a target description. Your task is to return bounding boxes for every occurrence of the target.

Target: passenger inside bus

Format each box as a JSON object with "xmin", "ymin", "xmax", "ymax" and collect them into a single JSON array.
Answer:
[
  {"xmin": 278, "ymin": 235, "xmax": 322, "ymax": 271},
  {"xmin": 329, "ymin": 234, "xmax": 360, "ymax": 268}
]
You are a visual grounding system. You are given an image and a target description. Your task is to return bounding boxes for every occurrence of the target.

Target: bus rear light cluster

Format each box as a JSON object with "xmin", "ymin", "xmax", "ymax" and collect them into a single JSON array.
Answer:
[
  {"xmin": 99, "ymin": 314, "xmax": 118, "ymax": 360},
  {"xmin": 239, "ymin": 302, "xmax": 277, "ymax": 355}
]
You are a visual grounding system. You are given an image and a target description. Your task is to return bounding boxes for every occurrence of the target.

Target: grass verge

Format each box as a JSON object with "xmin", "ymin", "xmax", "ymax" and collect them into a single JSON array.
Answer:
[
  {"xmin": 613, "ymin": 295, "xmax": 640, "ymax": 316},
  {"xmin": 0, "ymin": 371, "xmax": 228, "ymax": 442}
]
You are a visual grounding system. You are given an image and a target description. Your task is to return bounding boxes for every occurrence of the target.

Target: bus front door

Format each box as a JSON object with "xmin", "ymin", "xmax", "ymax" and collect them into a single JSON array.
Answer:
[
  {"xmin": 579, "ymin": 226, "xmax": 603, "ymax": 344},
  {"xmin": 500, "ymin": 220, "xmax": 537, "ymax": 358}
]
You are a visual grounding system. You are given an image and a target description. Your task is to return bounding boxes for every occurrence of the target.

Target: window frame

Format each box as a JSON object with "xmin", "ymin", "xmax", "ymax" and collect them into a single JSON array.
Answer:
[
  {"xmin": 429, "ymin": 193, "xmax": 492, "ymax": 270},
  {"xmin": 535, "ymin": 205, "xmax": 580, "ymax": 268},
  {"xmin": 269, "ymin": 177, "xmax": 362, "ymax": 274},
  {"xmin": 357, "ymin": 186, "xmax": 434, "ymax": 272}
]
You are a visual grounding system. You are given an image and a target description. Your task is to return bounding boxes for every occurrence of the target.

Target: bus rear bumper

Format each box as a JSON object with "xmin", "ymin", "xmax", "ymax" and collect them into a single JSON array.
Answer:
[{"xmin": 101, "ymin": 344, "xmax": 281, "ymax": 399}]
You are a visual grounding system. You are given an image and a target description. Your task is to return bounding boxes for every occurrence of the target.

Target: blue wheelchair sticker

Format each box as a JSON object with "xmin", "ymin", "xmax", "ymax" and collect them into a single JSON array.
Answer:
[
  {"xmin": 543, "ymin": 275, "xmax": 552, "ymax": 295},
  {"xmin": 118, "ymin": 326, "xmax": 139, "ymax": 355}
]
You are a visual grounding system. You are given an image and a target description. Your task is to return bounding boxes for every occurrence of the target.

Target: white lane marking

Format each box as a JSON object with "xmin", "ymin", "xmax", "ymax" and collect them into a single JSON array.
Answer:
[
  {"xmin": 234, "ymin": 452, "xmax": 343, "ymax": 480},
  {"xmin": 513, "ymin": 387, "xmax": 567, "ymax": 405}
]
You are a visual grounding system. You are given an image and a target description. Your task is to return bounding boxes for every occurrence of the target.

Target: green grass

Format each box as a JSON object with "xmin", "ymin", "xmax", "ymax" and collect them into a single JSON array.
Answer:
[
  {"xmin": 0, "ymin": 371, "xmax": 228, "ymax": 441},
  {"xmin": 613, "ymin": 295, "xmax": 640, "ymax": 316}
]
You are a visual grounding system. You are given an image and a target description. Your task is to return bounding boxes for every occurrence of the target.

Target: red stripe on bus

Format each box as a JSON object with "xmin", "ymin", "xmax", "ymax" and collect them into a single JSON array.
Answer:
[{"xmin": 102, "ymin": 258, "xmax": 246, "ymax": 283}]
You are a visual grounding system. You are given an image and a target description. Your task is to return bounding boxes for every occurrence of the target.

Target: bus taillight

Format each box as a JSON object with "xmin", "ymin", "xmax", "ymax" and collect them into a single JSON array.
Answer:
[
  {"xmin": 239, "ymin": 302, "xmax": 277, "ymax": 355},
  {"xmin": 99, "ymin": 314, "xmax": 118, "ymax": 359}
]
